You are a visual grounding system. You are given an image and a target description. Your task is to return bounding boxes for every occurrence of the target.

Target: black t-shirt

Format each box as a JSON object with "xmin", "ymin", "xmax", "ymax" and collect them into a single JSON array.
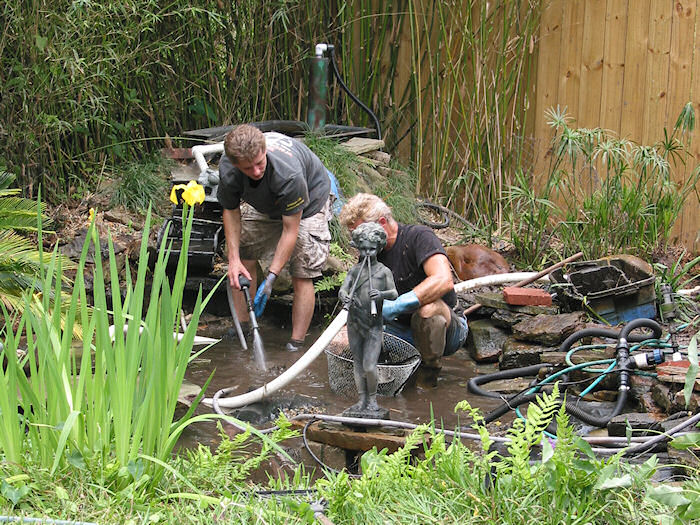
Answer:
[
  {"xmin": 378, "ymin": 223, "xmax": 457, "ymax": 325},
  {"xmin": 217, "ymin": 132, "xmax": 330, "ymax": 219}
]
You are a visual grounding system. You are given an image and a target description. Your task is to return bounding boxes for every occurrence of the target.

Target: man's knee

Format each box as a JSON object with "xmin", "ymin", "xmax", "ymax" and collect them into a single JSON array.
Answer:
[{"xmin": 411, "ymin": 313, "xmax": 448, "ymax": 368}]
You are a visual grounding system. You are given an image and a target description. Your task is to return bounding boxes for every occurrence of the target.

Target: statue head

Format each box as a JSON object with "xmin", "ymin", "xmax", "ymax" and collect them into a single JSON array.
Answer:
[{"xmin": 351, "ymin": 222, "xmax": 387, "ymax": 260}]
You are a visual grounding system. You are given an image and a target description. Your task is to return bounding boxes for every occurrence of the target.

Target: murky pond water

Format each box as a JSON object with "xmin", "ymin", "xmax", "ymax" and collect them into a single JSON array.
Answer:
[{"xmin": 180, "ymin": 315, "xmax": 506, "ymax": 450}]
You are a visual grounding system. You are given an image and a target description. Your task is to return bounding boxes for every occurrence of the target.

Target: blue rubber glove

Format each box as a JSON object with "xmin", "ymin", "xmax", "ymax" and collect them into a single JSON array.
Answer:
[
  {"xmin": 382, "ymin": 290, "xmax": 420, "ymax": 321},
  {"xmin": 253, "ymin": 272, "xmax": 277, "ymax": 317}
]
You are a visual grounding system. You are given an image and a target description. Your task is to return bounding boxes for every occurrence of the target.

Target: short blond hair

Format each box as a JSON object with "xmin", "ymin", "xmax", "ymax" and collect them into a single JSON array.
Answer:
[
  {"xmin": 339, "ymin": 193, "xmax": 394, "ymax": 230},
  {"xmin": 224, "ymin": 124, "xmax": 266, "ymax": 164}
]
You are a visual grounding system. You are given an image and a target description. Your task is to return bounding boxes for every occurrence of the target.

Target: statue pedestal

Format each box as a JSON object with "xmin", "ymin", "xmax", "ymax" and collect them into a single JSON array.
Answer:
[{"xmin": 341, "ymin": 406, "xmax": 390, "ymax": 421}]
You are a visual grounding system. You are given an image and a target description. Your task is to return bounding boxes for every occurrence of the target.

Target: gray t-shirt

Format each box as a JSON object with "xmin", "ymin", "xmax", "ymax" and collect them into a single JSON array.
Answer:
[{"xmin": 217, "ymin": 132, "xmax": 330, "ymax": 219}]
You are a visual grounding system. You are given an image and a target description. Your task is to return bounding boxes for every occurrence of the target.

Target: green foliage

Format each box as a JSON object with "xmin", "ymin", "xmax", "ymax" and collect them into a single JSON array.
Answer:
[
  {"xmin": 654, "ymin": 253, "xmax": 700, "ymax": 322},
  {"xmin": 181, "ymin": 416, "xmax": 298, "ymax": 492},
  {"xmin": 409, "ymin": 0, "xmax": 542, "ymax": 240},
  {"xmin": 318, "ymin": 390, "xmax": 665, "ymax": 523},
  {"xmin": 109, "ymin": 153, "xmax": 171, "ymax": 213},
  {"xmin": 304, "ymin": 134, "xmax": 363, "ymax": 199},
  {"xmin": 506, "ymin": 168, "xmax": 561, "ymax": 269},
  {"xmin": 0, "ymin": 171, "xmax": 75, "ymax": 316},
  {"xmin": 507, "ymin": 105, "xmax": 700, "ymax": 267},
  {"xmin": 0, "ymin": 204, "xmax": 223, "ymax": 490}
]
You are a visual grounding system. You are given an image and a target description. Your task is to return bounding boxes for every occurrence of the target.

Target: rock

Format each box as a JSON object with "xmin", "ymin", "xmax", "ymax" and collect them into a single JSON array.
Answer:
[
  {"xmin": 485, "ymin": 377, "xmax": 534, "ymax": 395},
  {"xmin": 499, "ymin": 339, "xmax": 549, "ymax": 369},
  {"xmin": 491, "ymin": 309, "xmax": 532, "ymax": 329},
  {"xmin": 377, "ymin": 166, "xmax": 407, "ymax": 179},
  {"xmin": 637, "ymin": 392, "xmax": 658, "ymax": 413},
  {"xmin": 511, "ymin": 312, "xmax": 586, "ymax": 346},
  {"xmin": 358, "ymin": 164, "xmax": 387, "ymax": 192},
  {"xmin": 540, "ymin": 347, "xmax": 613, "ymax": 365},
  {"xmin": 363, "ymin": 150, "xmax": 391, "ymax": 165},
  {"xmin": 629, "ymin": 373, "xmax": 655, "ymax": 401},
  {"xmin": 667, "ymin": 446, "xmax": 700, "ymax": 470},
  {"xmin": 607, "ymin": 412, "xmax": 663, "ymax": 437},
  {"xmin": 104, "ymin": 207, "xmax": 144, "ymax": 230},
  {"xmin": 340, "ymin": 137, "xmax": 385, "ymax": 155},
  {"xmin": 651, "ymin": 382, "xmax": 674, "ymax": 413},
  {"xmin": 465, "ymin": 319, "xmax": 509, "ymax": 363}
]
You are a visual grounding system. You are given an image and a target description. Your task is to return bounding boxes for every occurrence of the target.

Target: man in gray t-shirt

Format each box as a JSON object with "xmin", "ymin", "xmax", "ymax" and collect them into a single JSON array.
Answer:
[{"xmin": 217, "ymin": 124, "xmax": 332, "ymax": 352}]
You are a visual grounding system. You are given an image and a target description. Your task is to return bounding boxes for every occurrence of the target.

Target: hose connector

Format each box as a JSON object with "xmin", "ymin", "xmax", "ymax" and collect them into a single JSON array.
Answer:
[
  {"xmin": 631, "ymin": 348, "xmax": 665, "ymax": 369},
  {"xmin": 315, "ymin": 43, "xmax": 329, "ymax": 57},
  {"xmin": 660, "ymin": 283, "xmax": 676, "ymax": 320}
]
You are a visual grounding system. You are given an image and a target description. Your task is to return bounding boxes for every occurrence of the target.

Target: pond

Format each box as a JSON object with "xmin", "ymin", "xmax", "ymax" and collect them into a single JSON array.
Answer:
[{"xmin": 180, "ymin": 314, "xmax": 507, "ymax": 453}]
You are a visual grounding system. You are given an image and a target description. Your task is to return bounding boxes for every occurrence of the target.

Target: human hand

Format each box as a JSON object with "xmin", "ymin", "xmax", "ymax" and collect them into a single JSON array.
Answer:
[
  {"xmin": 228, "ymin": 260, "xmax": 249, "ymax": 290},
  {"xmin": 253, "ymin": 272, "xmax": 277, "ymax": 317},
  {"xmin": 369, "ymin": 289, "xmax": 380, "ymax": 300},
  {"xmin": 381, "ymin": 290, "xmax": 420, "ymax": 321}
]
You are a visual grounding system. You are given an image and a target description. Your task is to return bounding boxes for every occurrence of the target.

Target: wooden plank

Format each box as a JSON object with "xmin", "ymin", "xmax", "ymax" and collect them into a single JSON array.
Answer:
[
  {"xmin": 599, "ymin": 0, "xmax": 629, "ymax": 133},
  {"xmin": 620, "ymin": 0, "xmax": 651, "ymax": 141},
  {"xmin": 667, "ymin": 0, "xmax": 699, "ymax": 250},
  {"xmin": 557, "ymin": 0, "xmax": 586, "ymax": 122},
  {"xmin": 290, "ymin": 420, "xmax": 412, "ymax": 453},
  {"xmin": 684, "ymin": 0, "xmax": 700, "ymax": 252},
  {"xmin": 533, "ymin": 0, "xmax": 564, "ymax": 177},
  {"xmin": 643, "ymin": 1, "xmax": 673, "ymax": 145},
  {"xmin": 578, "ymin": 0, "xmax": 607, "ymax": 129}
]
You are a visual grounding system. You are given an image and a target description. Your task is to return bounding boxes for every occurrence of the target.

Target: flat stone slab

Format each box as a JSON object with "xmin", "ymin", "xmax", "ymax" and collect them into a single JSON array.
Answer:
[{"xmin": 340, "ymin": 137, "xmax": 385, "ymax": 154}]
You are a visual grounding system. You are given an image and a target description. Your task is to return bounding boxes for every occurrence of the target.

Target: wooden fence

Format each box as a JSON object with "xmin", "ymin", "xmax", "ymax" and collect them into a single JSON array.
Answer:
[{"xmin": 532, "ymin": 0, "xmax": 700, "ymax": 251}]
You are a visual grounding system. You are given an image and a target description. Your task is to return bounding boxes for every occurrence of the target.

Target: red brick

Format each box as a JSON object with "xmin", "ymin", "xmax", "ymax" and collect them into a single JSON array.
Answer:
[{"xmin": 503, "ymin": 287, "xmax": 552, "ymax": 306}]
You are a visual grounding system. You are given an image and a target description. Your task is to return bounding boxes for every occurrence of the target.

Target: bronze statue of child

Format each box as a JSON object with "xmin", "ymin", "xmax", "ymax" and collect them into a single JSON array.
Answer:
[{"xmin": 338, "ymin": 222, "xmax": 397, "ymax": 416}]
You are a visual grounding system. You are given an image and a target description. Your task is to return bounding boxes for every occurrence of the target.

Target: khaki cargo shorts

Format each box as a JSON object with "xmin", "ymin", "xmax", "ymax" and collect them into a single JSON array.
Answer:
[{"xmin": 239, "ymin": 198, "xmax": 332, "ymax": 279}]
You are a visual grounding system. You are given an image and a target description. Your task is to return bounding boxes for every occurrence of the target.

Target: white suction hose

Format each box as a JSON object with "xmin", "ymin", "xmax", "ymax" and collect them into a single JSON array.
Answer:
[
  {"xmin": 202, "ymin": 309, "xmax": 349, "ymax": 409},
  {"xmin": 454, "ymin": 271, "xmax": 548, "ymax": 293},
  {"xmin": 191, "ymin": 143, "xmax": 224, "ymax": 174}
]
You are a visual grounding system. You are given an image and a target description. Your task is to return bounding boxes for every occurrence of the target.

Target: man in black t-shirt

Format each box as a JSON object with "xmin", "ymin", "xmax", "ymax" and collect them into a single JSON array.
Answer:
[
  {"xmin": 217, "ymin": 124, "xmax": 332, "ymax": 352},
  {"xmin": 339, "ymin": 193, "xmax": 469, "ymax": 387}
]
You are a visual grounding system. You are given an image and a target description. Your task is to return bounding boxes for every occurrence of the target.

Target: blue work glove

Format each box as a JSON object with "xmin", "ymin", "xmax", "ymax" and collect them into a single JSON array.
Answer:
[
  {"xmin": 253, "ymin": 272, "xmax": 277, "ymax": 317},
  {"xmin": 382, "ymin": 290, "xmax": 420, "ymax": 321}
]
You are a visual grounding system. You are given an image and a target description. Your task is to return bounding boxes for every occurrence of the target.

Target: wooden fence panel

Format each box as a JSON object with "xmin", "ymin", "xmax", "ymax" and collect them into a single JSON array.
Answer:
[
  {"xmin": 599, "ymin": 1, "xmax": 628, "ymax": 132},
  {"xmin": 533, "ymin": 0, "xmax": 700, "ymax": 252}
]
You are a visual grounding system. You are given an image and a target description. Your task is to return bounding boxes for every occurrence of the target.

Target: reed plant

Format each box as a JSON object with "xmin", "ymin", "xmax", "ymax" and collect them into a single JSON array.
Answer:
[
  {"xmin": 407, "ymin": 0, "xmax": 541, "ymax": 238},
  {"xmin": 510, "ymin": 104, "xmax": 700, "ymax": 265},
  {"xmin": 0, "ymin": 203, "xmax": 225, "ymax": 490}
]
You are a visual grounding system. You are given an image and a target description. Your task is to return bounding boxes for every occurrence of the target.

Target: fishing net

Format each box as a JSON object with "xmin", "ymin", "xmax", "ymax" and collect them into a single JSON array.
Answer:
[{"xmin": 325, "ymin": 329, "xmax": 421, "ymax": 397}]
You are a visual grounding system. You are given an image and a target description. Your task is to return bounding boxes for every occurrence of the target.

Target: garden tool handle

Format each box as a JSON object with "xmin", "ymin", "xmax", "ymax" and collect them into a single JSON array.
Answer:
[{"xmin": 238, "ymin": 274, "xmax": 251, "ymax": 289}]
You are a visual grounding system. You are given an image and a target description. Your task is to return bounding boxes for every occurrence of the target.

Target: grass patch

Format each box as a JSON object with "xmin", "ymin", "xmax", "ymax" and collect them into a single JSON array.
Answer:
[{"xmin": 109, "ymin": 153, "xmax": 172, "ymax": 213}]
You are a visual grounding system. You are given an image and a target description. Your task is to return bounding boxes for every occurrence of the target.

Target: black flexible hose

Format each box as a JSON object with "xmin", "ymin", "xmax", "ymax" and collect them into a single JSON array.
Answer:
[
  {"xmin": 328, "ymin": 45, "xmax": 382, "ymax": 141},
  {"xmin": 468, "ymin": 364, "xmax": 553, "ymax": 399},
  {"xmin": 482, "ymin": 319, "xmax": 664, "ymax": 427}
]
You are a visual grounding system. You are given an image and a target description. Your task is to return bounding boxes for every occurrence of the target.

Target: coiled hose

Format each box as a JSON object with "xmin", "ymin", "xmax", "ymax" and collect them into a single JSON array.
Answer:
[{"xmin": 477, "ymin": 319, "xmax": 663, "ymax": 427}]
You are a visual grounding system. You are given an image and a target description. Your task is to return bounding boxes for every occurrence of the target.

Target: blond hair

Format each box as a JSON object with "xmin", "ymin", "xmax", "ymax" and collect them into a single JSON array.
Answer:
[
  {"xmin": 339, "ymin": 193, "xmax": 394, "ymax": 230},
  {"xmin": 224, "ymin": 124, "xmax": 266, "ymax": 164}
]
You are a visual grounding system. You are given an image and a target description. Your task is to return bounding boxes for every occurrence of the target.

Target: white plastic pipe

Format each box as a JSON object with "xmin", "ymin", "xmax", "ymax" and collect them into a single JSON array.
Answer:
[
  {"xmin": 202, "ymin": 309, "xmax": 349, "ymax": 409},
  {"xmin": 191, "ymin": 143, "xmax": 224, "ymax": 174},
  {"xmin": 454, "ymin": 272, "xmax": 549, "ymax": 293}
]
